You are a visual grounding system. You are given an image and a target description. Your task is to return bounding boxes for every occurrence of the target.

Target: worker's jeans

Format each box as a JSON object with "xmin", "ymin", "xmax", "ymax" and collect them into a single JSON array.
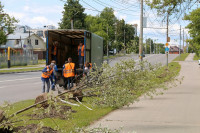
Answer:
[
  {"xmin": 42, "ymin": 79, "xmax": 50, "ymax": 93},
  {"xmin": 79, "ymin": 56, "xmax": 84, "ymax": 68},
  {"xmin": 64, "ymin": 77, "xmax": 74, "ymax": 90},
  {"xmin": 50, "ymin": 76, "xmax": 56, "ymax": 90}
]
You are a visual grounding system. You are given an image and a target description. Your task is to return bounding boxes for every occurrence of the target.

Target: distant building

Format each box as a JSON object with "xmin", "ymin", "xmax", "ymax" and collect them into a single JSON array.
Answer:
[
  {"xmin": 0, "ymin": 30, "xmax": 46, "ymax": 59},
  {"xmin": 169, "ymin": 46, "xmax": 183, "ymax": 54},
  {"xmin": 0, "ymin": 25, "xmax": 57, "ymax": 59}
]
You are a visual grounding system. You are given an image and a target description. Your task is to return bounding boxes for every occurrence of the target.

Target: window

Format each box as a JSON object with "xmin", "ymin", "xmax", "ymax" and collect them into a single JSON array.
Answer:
[
  {"xmin": 35, "ymin": 39, "xmax": 38, "ymax": 45},
  {"xmin": 16, "ymin": 39, "xmax": 20, "ymax": 45},
  {"xmin": 27, "ymin": 39, "xmax": 31, "ymax": 44}
]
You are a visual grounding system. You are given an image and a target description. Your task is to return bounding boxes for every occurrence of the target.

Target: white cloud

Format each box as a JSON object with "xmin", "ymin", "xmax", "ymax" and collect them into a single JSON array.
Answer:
[
  {"xmin": 7, "ymin": 11, "xmax": 26, "ymax": 20},
  {"xmin": 119, "ymin": 15, "xmax": 127, "ymax": 20},
  {"xmin": 23, "ymin": 6, "xmax": 30, "ymax": 11},
  {"xmin": 114, "ymin": 11, "xmax": 118, "ymax": 16}
]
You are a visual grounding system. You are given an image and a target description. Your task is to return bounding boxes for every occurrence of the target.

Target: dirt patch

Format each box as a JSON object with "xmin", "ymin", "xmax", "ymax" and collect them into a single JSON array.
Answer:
[
  {"xmin": 30, "ymin": 105, "xmax": 72, "ymax": 119},
  {"xmin": 14, "ymin": 124, "xmax": 58, "ymax": 133},
  {"xmin": 72, "ymin": 90, "xmax": 83, "ymax": 102},
  {"xmin": 35, "ymin": 93, "xmax": 48, "ymax": 108}
]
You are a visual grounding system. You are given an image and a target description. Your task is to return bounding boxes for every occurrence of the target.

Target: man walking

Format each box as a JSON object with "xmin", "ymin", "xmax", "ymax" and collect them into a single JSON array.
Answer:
[
  {"xmin": 41, "ymin": 64, "xmax": 54, "ymax": 93},
  {"xmin": 63, "ymin": 57, "xmax": 76, "ymax": 90}
]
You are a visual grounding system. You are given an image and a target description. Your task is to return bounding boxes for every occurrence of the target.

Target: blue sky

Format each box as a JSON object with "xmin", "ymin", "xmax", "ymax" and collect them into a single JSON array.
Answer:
[{"xmin": 1, "ymin": 0, "xmax": 198, "ymax": 45}]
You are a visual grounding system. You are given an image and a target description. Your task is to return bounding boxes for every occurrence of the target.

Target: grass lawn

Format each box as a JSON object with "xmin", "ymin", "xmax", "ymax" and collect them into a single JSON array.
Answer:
[
  {"xmin": 0, "ymin": 67, "xmax": 43, "ymax": 73},
  {"xmin": 0, "ymin": 98, "xmax": 113, "ymax": 132},
  {"xmin": 193, "ymin": 54, "xmax": 199, "ymax": 60},
  {"xmin": 173, "ymin": 53, "xmax": 189, "ymax": 61},
  {"xmin": 0, "ymin": 61, "xmax": 181, "ymax": 132}
]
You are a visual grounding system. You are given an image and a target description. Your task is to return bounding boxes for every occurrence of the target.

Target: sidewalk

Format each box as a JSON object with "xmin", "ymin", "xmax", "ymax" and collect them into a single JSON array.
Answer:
[{"xmin": 90, "ymin": 53, "xmax": 200, "ymax": 133}]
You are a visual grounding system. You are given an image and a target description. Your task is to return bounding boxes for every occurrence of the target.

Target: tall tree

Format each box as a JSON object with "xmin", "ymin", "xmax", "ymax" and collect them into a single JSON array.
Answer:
[
  {"xmin": 146, "ymin": 0, "xmax": 198, "ymax": 21},
  {"xmin": 184, "ymin": 8, "xmax": 200, "ymax": 56},
  {"xmin": 59, "ymin": 0, "xmax": 86, "ymax": 29},
  {"xmin": 0, "ymin": 1, "xmax": 18, "ymax": 45}
]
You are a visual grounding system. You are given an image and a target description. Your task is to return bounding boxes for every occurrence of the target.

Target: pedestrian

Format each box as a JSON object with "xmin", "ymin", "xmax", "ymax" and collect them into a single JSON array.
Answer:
[
  {"xmin": 49, "ymin": 60, "xmax": 58, "ymax": 91},
  {"xmin": 51, "ymin": 41, "xmax": 58, "ymax": 62},
  {"xmin": 41, "ymin": 63, "xmax": 54, "ymax": 93},
  {"xmin": 63, "ymin": 57, "xmax": 76, "ymax": 90},
  {"xmin": 78, "ymin": 41, "xmax": 84, "ymax": 68}
]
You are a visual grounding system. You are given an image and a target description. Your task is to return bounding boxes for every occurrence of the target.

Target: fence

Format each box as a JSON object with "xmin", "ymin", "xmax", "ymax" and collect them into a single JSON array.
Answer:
[{"xmin": 0, "ymin": 54, "xmax": 38, "ymax": 69}]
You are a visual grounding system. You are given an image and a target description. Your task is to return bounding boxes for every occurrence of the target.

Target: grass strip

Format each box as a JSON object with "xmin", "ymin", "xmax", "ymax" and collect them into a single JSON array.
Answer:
[
  {"xmin": 0, "ymin": 67, "xmax": 43, "ymax": 73},
  {"xmin": 173, "ymin": 53, "xmax": 189, "ymax": 61},
  {"xmin": 193, "ymin": 54, "xmax": 199, "ymax": 60},
  {"xmin": 0, "ymin": 62, "xmax": 181, "ymax": 132}
]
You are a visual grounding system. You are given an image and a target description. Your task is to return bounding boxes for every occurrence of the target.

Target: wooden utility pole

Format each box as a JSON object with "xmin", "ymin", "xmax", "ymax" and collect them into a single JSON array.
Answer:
[
  {"xmin": 150, "ymin": 40, "xmax": 151, "ymax": 54},
  {"xmin": 107, "ymin": 25, "xmax": 109, "ymax": 62},
  {"xmin": 183, "ymin": 29, "xmax": 184, "ymax": 53},
  {"xmin": 179, "ymin": 25, "xmax": 181, "ymax": 56},
  {"xmin": 124, "ymin": 29, "xmax": 125, "ymax": 46},
  {"xmin": 139, "ymin": 0, "xmax": 143, "ymax": 61}
]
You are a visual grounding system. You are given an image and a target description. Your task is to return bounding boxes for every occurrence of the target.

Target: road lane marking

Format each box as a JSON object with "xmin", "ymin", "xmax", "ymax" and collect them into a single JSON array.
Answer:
[
  {"xmin": 33, "ymin": 82, "xmax": 41, "ymax": 84},
  {"xmin": 0, "ymin": 86, "xmax": 6, "ymax": 89},
  {"xmin": 0, "ymin": 77, "xmax": 39, "ymax": 83}
]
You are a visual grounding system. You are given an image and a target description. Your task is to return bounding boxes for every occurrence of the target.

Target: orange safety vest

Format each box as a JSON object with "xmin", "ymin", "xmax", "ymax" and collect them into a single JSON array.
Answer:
[
  {"xmin": 63, "ymin": 63, "xmax": 75, "ymax": 78},
  {"xmin": 41, "ymin": 66, "xmax": 53, "ymax": 78},
  {"xmin": 85, "ymin": 63, "xmax": 92, "ymax": 69},
  {"xmin": 53, "ymin": 46, "xmax": 57, "ymax": 55},
  {"xmin": 78, "ymin": 45, "xmax": 84, "ymax": 56}
]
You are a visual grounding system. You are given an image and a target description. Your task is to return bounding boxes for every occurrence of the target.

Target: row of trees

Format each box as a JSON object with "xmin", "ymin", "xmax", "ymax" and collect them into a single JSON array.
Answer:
[{"xmin": 59, "ymin": 0, "xmax": 139, "ymax": 54}]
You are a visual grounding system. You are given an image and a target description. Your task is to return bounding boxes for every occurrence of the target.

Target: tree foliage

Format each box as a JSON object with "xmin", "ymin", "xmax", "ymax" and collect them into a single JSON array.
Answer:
[
  {"xmin": 0, "ymin": 1, "xmax": 18, "ymax": 44},
  {"xmin": 184, "ymin": 8, "xmax": 200, "ymax": 56},
  {"xmin": 146, "ymin": 0, "xmax": 198, "ymax": 20},
  {"xmin": 59, "ymin": 0, "xmax": 86, "ymax": 29}
]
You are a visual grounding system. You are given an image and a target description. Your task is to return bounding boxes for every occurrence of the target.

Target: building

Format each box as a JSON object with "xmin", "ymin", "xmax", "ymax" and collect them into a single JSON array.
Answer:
[
  {"xmin": 0, "ymin": 31, "xmax": 46, "ymax": 59},
  {"xmin": 169, "ymin": 46, "xmax": 183, "ymax": 54}
]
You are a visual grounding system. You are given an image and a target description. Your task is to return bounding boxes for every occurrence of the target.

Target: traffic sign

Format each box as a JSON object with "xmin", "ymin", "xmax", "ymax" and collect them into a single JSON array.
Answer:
[
  {"xmin": 165, "ymin": 47, "xmax": 169, "ymax": 52},
  {"xmin": 166, "ymin": 43, "xmax": 169, "ymax": 47}
]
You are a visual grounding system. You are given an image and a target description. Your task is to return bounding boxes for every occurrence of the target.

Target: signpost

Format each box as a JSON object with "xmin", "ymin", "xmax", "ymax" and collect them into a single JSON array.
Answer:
[{"xmin": 165, "ymin": 42, "xmax": 169, "ymax": 66}]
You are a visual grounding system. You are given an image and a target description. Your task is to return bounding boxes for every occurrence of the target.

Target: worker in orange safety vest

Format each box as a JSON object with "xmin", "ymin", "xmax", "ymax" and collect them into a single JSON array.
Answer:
[
  {"xmin": 51, "ymin": 41, "xmax": 58, "ymax": 62},
  {"xmin": 63, "ymin": 57, "xmax": 76, "ymax": 90},
  {"xmin": 78, "ymin": 41, "xmax": 84, "ymax": 68},
  {"xmin": 41, "ymin": 63, "xmax": 54, "ymax": 93}
]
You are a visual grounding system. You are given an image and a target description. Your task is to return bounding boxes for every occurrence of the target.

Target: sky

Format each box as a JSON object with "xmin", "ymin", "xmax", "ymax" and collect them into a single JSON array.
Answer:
[{"xmin": 1, "ymin": 0, "xmax": 199, "ymax": 45}]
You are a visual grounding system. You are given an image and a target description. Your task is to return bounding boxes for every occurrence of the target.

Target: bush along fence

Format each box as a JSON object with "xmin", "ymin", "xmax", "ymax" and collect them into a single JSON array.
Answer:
[{"xmin": 0, "ymin": 54, "xmax": 38, "ymax": 68}]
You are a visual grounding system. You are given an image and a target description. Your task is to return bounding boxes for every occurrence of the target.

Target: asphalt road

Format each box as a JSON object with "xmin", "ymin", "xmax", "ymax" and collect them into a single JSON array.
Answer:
[
  {"xmin": 0, "ymin": 54, "xmax": 178, "ymax": 104},
  {"xmin": 90, "ymin": 53, "xmax": 200, "ymax": 133}
]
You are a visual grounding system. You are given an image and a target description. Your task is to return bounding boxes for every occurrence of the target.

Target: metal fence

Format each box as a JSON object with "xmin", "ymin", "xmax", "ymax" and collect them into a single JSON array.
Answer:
[{"xmin": 0, "ymin": 54, "xmax": 38, "ymax": 68}]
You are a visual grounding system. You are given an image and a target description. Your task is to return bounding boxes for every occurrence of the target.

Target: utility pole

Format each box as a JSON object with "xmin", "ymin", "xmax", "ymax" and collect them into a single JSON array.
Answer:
[
  {"xmin": 183, "ymin": 29, "xmax": 184, "ymax": 53},
  {"xmin": 150, "ymin": 40, "xmax": 151, "ymax": 54},
  {"xmin": 107, "ymin": 25, "xmax": 109, "ymax": 63},
  {"xmin": 124, "ymin": 28, "xmax": 125, "ymax": 47},
  {"xmin": 179, "ymin": 25, "xmax": 181, "ymax": 56},
  {"xmin": 166, "ymin": 13, "xmax": 169, "ymax": 66},
  {"xmin": 71, "ymin": 19, "xmax": 73, "ymax": 30},
  {"xmin": 139, "ymin": 0, "xmax": 143, "ymax": 61},
  {"xmin": 145, "ymin": 39, "xmax": 147, "ymax": 54}
]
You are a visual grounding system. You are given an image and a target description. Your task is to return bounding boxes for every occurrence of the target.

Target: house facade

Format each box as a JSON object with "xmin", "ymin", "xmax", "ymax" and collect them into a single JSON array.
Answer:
[
  {"xmin": 169, "ymin": 46, "xmax": 183, "ymax": 54},
  {"xmin": 0, "ymin": 28, "xmax": 46, "ymax": 59}
]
